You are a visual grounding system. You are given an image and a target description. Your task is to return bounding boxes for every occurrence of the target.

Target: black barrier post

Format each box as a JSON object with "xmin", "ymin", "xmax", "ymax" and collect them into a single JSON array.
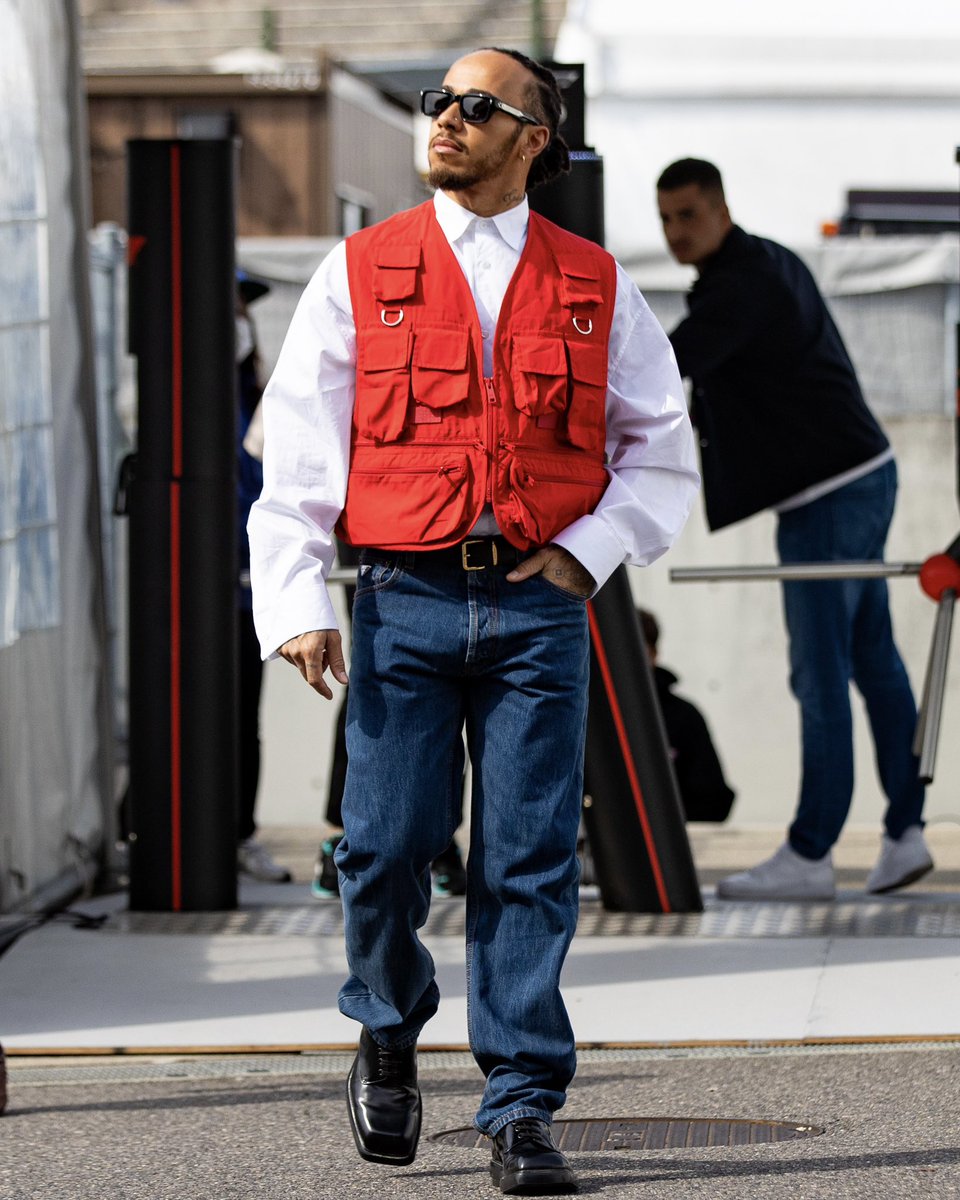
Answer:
[
  {"xmin": 585, "ymin": 576, "xmax": 703, "ymax": 912},
  {"xmin": 125, "ymin": 139, "xmax": 238, "ymax": 911},
  {"xmin": 529, "ymin": 64, "xmax": 702, "ymax": 913}
]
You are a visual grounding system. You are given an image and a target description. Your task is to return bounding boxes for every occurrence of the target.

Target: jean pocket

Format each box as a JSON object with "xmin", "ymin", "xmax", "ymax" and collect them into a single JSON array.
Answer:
[
  {"xmin": 532, "ymin": 573, "xmax": 591, "ymax": 604},
  {"xmin": 354, "ymin": 559, "xmax": 403, "ymax": 596}
]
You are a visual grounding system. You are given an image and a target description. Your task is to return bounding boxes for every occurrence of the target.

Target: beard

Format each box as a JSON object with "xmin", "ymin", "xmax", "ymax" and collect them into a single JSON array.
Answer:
[{"xmin": 428, "ymin": 125, "xmax": 522, "ymax": 191}]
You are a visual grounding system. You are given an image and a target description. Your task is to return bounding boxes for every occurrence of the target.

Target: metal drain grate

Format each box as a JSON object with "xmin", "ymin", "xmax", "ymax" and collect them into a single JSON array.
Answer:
[
  {"xmin": 431, "ymin": 1117, "xmax": 824, "ymax": 1150},
  {"xmin": 104, "ymin": 897, "xmax": 960, "ymax": 938}
]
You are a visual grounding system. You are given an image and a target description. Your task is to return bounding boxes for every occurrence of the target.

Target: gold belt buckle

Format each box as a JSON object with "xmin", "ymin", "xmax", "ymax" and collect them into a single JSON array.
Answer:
[{"xmin": 461, "ymin": 539, "xmax": 497, "ymax": 570}]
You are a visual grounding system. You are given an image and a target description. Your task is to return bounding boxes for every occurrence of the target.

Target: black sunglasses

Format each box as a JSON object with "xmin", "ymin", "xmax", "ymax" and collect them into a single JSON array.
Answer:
[{"xmin": 420, "ymin": 88, "xmax": 541, "ymax": 127}]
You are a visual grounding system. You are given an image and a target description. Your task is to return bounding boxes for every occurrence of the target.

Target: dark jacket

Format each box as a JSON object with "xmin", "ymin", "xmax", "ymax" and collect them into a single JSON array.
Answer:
[
  {"xmin": 654, "ymin": 666, "xmax": 735, "ymax": 823},
  {"xmin": 669, "ymin": 226, "xmax": 889, "ymax": 531}
]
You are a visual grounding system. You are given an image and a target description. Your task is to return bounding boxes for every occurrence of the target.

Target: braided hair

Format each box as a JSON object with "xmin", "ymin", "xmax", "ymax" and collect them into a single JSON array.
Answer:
[{"xmin": 482, "ymin": 47, "xmax": 570, "ymax": 191}]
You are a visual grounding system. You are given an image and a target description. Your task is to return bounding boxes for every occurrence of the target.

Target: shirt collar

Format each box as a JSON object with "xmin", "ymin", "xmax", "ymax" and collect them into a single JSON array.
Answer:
[{"xmin": 432, "ymin": 189, "xmax": 529, "ymax": 252}]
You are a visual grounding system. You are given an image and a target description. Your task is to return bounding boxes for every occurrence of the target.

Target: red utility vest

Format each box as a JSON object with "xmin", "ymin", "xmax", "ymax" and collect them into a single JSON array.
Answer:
[{"xmin": 336, "ymin": 200, "xmax": 617, "ymax": 551}]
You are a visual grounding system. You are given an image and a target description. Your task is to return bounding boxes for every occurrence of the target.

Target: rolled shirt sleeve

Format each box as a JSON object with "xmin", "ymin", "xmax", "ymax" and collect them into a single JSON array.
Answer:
[
  {"xmin": 552, "ymin": 263, "xmax": 700, "ymax": 589},
  {"xmin": 247, "ymin": 242, "xmax": 356, "ymax": 658}
]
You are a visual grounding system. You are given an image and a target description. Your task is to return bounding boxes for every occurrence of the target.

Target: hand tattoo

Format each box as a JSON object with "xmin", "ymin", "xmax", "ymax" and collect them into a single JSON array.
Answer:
[{"xmin": 547, "ymin": 550, "xmax": 596, "ymax": 598}]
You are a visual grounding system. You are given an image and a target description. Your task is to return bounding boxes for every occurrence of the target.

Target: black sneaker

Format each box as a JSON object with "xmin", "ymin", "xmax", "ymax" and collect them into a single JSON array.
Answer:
[
  {"xmin": 312, "ymin": 833, "xmax": 343, "ymax": 898},
  {"xmin": 431, "ymin": 841, "xmax": 466, "ymax": 897}
]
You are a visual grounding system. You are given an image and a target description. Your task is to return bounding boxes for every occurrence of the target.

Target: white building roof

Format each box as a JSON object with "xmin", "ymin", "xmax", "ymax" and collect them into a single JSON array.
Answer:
[{"xmin": 558, "ymin": 0, "xmax": 960, "ymax": 96}]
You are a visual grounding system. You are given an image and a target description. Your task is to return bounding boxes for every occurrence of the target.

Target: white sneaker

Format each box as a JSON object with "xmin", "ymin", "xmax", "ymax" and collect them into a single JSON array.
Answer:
[
  {"xmin": 716, "ymin": 842, "xmax": 835, "ymax": 901},
  {"xmin": 866, "ymin": 826, "xmax": 933, "ymax": 894},
  {"xmin": 238, "ymin": 837, "xmax": 292, "ymax": 883}
]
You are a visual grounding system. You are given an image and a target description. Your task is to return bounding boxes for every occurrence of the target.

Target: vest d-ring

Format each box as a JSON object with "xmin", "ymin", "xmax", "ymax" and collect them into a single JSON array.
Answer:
[
  {"xmin": 380, "ymin": 307, "xmax": 404, "ymax": 327},
  {"xmin": 572, "ymin": 315, "xmax": 593, "ymax": 336}
]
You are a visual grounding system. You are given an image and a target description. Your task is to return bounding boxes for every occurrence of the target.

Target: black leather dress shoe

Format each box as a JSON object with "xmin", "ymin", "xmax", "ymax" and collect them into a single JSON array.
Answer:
[
  {"xmin": 346, "ymin": 1027, "xmax": 421, "ymax": 1165},
  {"xmin": 489, "ymin": 1118, "xmax": 577, "ymax": 1194}
]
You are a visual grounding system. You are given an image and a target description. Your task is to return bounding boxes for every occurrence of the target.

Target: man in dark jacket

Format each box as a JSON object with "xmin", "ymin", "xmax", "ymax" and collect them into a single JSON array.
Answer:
[
  {"xmin": 656, "ymin": 157, "xmax": 931, "ymax": 900},
  {"xmin": 638, "ymin": 608, "xmax": 734, "ymax": 823}
]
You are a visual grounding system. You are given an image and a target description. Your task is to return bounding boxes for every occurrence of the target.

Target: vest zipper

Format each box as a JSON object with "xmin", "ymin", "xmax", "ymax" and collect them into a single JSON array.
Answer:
[{"xmin": 484, "ymin": 377, "xmax": 497, "ymax": 502}]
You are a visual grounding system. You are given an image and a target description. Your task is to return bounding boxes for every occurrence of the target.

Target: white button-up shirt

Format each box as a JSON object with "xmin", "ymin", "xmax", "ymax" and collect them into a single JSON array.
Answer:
[{"xmin": 249, "ymin": 190, "xmax": 700, "ymax": 657}]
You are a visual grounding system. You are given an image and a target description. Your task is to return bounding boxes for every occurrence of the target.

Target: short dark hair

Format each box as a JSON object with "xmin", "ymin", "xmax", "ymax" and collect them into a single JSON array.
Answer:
[
  {"xmin": 656, "ymin": 158, "xmax": 725, "ymax": 200},
  {"xmin": 482, "ymin": 47, "xmax": 571, "ymax": 192},
  {"xmin": 637, "ymin": 608, "xmax": 659, "ymax": 652}
]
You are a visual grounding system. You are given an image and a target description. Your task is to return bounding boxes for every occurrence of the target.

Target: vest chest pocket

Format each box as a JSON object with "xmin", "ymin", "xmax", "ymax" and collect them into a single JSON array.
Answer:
[
  {"xmin": 564, "ymin": 338, "xmax": 608, "ymax": 452},
  {"xmin": 512, "ymin": 334, "xmax": 567, "ymax": 419},
  {"xmin": 356, "ymin": 326, "xmax": 412, "ymax": 443},
  {"xmin": 411, "ymin": 327, "xmax": 471, "ymax": 413}
]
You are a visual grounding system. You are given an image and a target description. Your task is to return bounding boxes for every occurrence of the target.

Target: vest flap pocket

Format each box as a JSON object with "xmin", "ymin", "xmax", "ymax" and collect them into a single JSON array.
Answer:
[
  {"xmin": 411, "ymin": 327, "xmax": 470, "ymax": 411},
  {"xmin": 512, "ymin": 333, "xmax": 567, "ymax": 418},
  {"xmin": 373, "ymin": 244, "xmax": 421, "ymax": 302},
  {"xmin": 513, "ymin": 334, "xmax": 566, "ymax": 376},
  {"xmin": 564, "ymin": 339, "xmax": 607, "ymax": 452},
  {"xmin": 558, "ymin": 257, "xmax": 604, "ymax": 308},
  {"xmin": 566, "ymin": 338, "xmax": 607, "ymax": 386},
  {"xmin": 356, "ymin": 327, "xmax": 412, "ymax": 443},
  {"xmin": 374, "ymin": 270, "xmax": 417, "ymax": 303},
  {"xmin": 413, "ymin": 327, "xmax": 469, "ymax": 371},
  {"xmin": 358, "ymin": 326, "xmax": 412, "ymax": 372}
]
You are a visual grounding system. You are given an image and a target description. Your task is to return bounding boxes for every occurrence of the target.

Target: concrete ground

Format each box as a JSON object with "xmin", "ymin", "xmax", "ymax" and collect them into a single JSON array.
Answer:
[
  {"xmin": 2, "ymin": 824, "xmax": 960, "ymax": 1198},
  {"xmin": 3, "ymin": 1045, "xmax": 960, "ymax": 1198}
]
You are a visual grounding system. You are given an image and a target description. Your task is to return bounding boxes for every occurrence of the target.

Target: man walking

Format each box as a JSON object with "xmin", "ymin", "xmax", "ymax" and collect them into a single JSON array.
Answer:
[
  {"xmin": 249, "ymin": 50, "xmax": 697, "ymax": 1194},
  {"xmin": 656, "ymin": 157, "xmax": 931, "ymax": 902}
]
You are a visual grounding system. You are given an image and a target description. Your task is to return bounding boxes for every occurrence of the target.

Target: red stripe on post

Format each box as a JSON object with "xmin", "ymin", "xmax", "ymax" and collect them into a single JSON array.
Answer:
[
  {"xmin": 170, "ymin": 146, "xmax": 183, "ymax": 476},
  {"xmin": 169, "ymin": 483, "xmax": 182, "ymax": 911},
  {"xmin": 170, "ymin": 145, "xmax": 183, "ymax": 910},
  {"xmin": 587, "ymin": 603, "xmax": 671, "ymax": 913}
]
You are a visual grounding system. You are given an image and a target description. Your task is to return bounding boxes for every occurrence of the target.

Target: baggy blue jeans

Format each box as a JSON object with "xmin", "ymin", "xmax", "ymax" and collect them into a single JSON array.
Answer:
[
  {"xmin": 336, "ymin": 550, "xmax": 589, "ymax": 1135},
  {"xmin": 777, "ymin": 459, "xmax": 925, "ymax": 859}
]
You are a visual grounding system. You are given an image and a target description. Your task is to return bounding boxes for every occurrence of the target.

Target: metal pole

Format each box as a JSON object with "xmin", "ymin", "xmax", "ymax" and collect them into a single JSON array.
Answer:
[
  {"xmin": 671, "ymin": 561, "xmax": 923, "ymax": 584},
  {"xmin": 917, "ymin": 589, "xmax": 956, "ymax": 782}
]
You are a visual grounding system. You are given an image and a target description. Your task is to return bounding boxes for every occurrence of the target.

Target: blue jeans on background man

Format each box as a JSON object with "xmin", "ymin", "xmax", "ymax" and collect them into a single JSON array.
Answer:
[
  {"xmin": 777, "ymin": 458, "xmax": 925, "ymax": 860},
  {"xmin": 336, "ymin": 548, "xmax": 589, "ymax": 1135}
]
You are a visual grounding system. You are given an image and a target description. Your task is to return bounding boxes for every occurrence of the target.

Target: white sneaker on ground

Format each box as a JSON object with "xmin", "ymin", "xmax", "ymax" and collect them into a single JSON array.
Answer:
[
  {"xmin": 716, "ymin": 842, "xmax": 835, "ymax": 901},
  {"xmin": 866, "ymin": 825, "xmax": 933, "ymax": 894},
  {"xmin": 238, "ymin": 837, "xmax": 293, "ymax": 883}
]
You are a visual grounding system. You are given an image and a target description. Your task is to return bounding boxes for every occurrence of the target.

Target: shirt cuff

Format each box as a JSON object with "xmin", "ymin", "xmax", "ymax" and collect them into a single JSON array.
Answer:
[
  {"xmin": 551, "ymin": 514, "xmax": 626, "ymax": 594},
  {"xmin": 254, "ymin": 583, "xmax": 341, "ymax": 660}
]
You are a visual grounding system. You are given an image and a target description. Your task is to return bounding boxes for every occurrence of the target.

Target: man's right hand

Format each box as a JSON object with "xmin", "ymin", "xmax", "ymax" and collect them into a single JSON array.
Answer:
[{"xmin": 278, "ymin": 629, "xmax": 348, "ymax": 699}]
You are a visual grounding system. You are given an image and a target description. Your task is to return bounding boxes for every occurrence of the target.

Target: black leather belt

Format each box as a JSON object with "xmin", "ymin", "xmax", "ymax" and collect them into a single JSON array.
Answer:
[{"xmin": 362, "ymin": 536, "xmax": 527, "ymax": 572}]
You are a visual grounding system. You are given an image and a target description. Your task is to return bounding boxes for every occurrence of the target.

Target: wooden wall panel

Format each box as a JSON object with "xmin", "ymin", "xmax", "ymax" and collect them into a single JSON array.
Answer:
[{"xmin": 87, "ymin": 91, "xmax": 334, "ymax": 236}]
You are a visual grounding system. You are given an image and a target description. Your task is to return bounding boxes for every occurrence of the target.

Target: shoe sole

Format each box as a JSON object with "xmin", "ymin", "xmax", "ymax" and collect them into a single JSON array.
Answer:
[
  {"xmin": 310, "ymin": 883, "xmax": 340, "ymax": 899},
  {"xmin": 716, "ymin": 887, "xmax": 836, "ymax": 902},
  {"xmin": 345, "ymin": 1061, "xmax": 421, "ymax": 1167},
  {"xmin": 867, "ymin": 860, "xmax": 934, "ymax": 895},
  {"xmin": 490, "ymin": 1160, "xmax": 578, "ymax": 1195}
]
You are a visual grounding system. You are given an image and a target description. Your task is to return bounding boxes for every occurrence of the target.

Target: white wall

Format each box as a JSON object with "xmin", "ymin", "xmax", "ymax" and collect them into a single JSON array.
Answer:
[
  {"xmin": 556, "ymin": 0, "xmax": 960, "ymax": 258},
  {"xmin": 594, "ymin": 95, "xmax": 960, "ymax": 259}
]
